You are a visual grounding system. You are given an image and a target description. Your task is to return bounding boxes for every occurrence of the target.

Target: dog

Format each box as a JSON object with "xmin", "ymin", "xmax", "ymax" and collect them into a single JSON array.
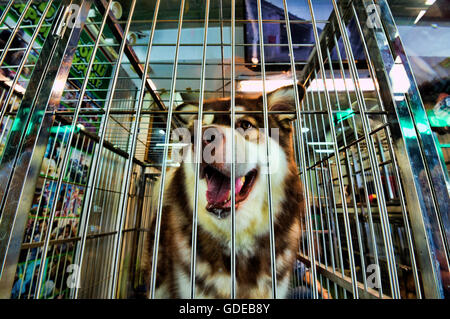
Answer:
[{"xmin": 143, "ymin": 83, "xmax": 306, "ymax": 298}]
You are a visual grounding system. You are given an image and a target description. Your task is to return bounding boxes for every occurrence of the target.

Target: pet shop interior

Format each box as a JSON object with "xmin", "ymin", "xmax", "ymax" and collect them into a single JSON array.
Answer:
[{"xmin": 0, "ymin": 0, "xmax": 448, "ymax": 299}]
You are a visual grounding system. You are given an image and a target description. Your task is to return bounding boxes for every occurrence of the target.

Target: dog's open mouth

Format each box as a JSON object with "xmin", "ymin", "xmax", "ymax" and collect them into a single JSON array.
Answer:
[{"xmin": 201, "ymin": 165, "xmax": 258, "ymax": 219}]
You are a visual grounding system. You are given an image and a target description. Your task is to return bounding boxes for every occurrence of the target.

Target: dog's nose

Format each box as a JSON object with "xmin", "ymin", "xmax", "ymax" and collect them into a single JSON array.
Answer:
[{"xmin": 202, "ymin": 126, "xmax": 225, "ymax": 148}]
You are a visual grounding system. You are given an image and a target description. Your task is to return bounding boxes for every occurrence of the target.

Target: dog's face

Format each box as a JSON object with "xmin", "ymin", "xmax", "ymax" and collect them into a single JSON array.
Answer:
[{"xmin": 174, "ymin": 84, "xmax": 305, "ymax": 243}]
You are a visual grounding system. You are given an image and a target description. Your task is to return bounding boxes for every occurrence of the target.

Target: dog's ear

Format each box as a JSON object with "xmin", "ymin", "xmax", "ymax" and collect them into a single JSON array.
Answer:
[
  {"xmin": 267, "ymin": 83, "xmax": 306, "ymax": 122},
  {"xmin": 176, "ymin": 102, "xmax": 199, "ymax": 125}
]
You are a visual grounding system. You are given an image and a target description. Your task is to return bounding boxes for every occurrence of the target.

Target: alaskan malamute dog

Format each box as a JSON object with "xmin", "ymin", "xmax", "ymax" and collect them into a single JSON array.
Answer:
[{"xmin": 144, "ymin": 84, "xmax": 306, "ymax": 298}]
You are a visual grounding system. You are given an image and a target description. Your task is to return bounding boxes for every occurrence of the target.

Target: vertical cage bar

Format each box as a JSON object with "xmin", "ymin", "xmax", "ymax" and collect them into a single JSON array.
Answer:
[
  {"xmin": 256, "ymin": 0, "xmax": 277, "ymax": 298},
  {"xmin": 281, "ymin": 0, "xmax": 318, "ymax": 298},
  {"xmin": 73, "ymin": 0, "xmax": 137, "ymax": 299},
  {"xmin": 26, "ymin": 123, "xmax": 66, "ymax": 299},
  {"xmin": 0, "ymin": 0, "xmax": 33, "ymax": 66},
  {"xmin": 34, "ymin": 0, "xmax": 114, "ymax": 299},
  {"xmin": 307, "ymin": 0, "xmax": 359, "ymax": 298},
  {"xmin": 311, "ymin": 69, "xmax": 338, "ymax": 296},
  {"xmin": 219, "ymin": 0, "xmax": 225, "ymax": 98},
  {"xmin": 110, "ymin": 0, "xmax": 161, "ymax": 299},
  {"xmin": 360, "ymin": 0, "xmax": 448, "ymax": 298},
  {"xmin": 0, "ymin": 1, "xmax": 15, "ymax": 28},
  {"xmin": 190, "ymin": 0, "xmax": 210, "ymax": 299},
  {"xmin": 93, "ymin": 151, "xmax": 115, "ymax": 297},
  {"xmin": 323, "ymin": 49, "xmax": 371, "ymax": 292},
  {"xmin": 331, "ymin": 31, "xmax": 382, "ymax": 297},
  {"xmin": 149, "ymin": 0, "xmax": 185, "ymax": 299},
  {"xmin": 303, "ymin": 83, "xmax": 322, "ymax": 298},
  {"xmin": 331, "ymin": 0, "xmax": 401, "ymax": 298}
]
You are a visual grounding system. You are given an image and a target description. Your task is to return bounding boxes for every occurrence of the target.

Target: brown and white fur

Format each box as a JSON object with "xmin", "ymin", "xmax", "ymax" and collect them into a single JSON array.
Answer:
[{"xmin": 143, "ymin": 84, "xmax": 306, "ymax": 299}]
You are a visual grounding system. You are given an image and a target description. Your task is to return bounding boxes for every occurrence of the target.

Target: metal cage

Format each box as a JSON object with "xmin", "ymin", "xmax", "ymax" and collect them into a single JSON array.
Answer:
[{"xmin": 0, "ymin": 0, "xmax": 448, "ymax": 299}]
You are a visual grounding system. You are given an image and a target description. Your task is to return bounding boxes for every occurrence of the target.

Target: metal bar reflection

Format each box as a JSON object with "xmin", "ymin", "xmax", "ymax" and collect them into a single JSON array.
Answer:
[
  {"xmin": 307, "ymin": 0, "xmax": 359, "ymax": 298},
  {"xmin": 0, "ymin": 0, "xmax": 54, "ymax": 127}
]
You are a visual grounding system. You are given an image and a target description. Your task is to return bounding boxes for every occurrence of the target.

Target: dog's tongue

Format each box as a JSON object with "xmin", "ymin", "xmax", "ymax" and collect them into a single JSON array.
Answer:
[{"xmin": 206, "ymin": 170, "xmax": 245, "ymax": 205}]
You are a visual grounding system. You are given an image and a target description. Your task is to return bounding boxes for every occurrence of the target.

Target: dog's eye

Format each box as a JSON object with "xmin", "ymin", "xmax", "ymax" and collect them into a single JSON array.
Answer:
[{"xmin": 239, "ymin": 120, "xmax": 253, "ymax": 130}]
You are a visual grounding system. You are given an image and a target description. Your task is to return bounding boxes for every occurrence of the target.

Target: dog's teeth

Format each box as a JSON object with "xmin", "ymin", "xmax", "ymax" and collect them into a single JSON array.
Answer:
[{"xmin": 241, "ymin": 176, "xmax": 245, "ymax": 184}]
